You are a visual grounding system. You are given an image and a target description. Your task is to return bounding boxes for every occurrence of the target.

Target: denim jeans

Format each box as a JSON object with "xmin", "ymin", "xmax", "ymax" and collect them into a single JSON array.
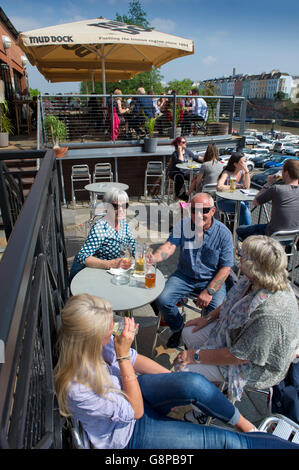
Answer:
[
  {"xmin": 126, "ymin": 372, "xmax": 298, "ymax": 449},
  {"xmin": 155, "ymin": 271, "xmax": 226, "ymax": 332},
  {"xmin": 237, "ymin": 223, "xmax": 268, "ymax": 241},
  {"xmin": 217, "ymin": 198, "xmax": 252, "ymax": 226}
]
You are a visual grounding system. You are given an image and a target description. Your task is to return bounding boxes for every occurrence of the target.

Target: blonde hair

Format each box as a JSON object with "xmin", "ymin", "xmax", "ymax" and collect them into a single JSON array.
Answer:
[
  {"xmin": 54, "ymin": 294, "xmax": 115, "ymax": 417},
  {"xmin": 241, "ymin": 235, "xmax": 289, "ymax": 292}
]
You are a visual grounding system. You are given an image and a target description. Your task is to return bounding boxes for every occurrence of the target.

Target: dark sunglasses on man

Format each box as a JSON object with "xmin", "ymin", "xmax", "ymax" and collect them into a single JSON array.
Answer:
[{"xmin": 191, "ymin": 206, "xmax": 213, "ymax": 215}]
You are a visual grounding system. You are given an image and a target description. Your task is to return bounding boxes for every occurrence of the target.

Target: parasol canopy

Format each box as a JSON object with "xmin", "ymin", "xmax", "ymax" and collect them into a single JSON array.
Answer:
[{"xmin": 18, "ymin": 17, "xmax": 194, "ymax": 91}]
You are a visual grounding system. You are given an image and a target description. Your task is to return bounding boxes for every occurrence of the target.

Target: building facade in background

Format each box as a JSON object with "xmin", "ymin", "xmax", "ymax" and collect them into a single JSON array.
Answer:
[
  {"xmin": 199, "ymin": 70, "xmax": 296, "ymax": 101},
  {"xmin": 0, "ymin": 8, "xmax": 28, "ymax": 100}
]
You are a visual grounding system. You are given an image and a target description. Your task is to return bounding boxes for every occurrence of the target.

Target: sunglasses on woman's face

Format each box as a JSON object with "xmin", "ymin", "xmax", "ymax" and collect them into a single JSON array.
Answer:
[
  {"xmin": 181, "ymin": 140, "xmax": 186, "ymax": 144},
  {"xmin": 191, "ymin": 206, "xmax": 213, "ymax": 214},
  {"xmin": 112, "ymin": 202, "xmax": 129, "ymax": 211}
]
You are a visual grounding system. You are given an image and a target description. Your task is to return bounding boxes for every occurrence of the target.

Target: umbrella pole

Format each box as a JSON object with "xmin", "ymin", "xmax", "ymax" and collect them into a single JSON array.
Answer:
[{"xmin": 101, "ymin": 45, "xmax": 106, "ymax": 106}]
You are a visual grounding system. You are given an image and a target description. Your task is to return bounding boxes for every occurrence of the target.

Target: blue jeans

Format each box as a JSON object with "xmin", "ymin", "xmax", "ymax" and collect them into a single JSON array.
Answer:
[
  {"xmin": 155, "ymin": 271, "xmax": 226, "ymax": 332},
  {"xmin": 237, "ymin": 223, "xmax": 268, "ymax": 241},
  {"xmin": 217, "ymin": 198, "xmax": 252, "ymax": 226},
  {"xmin": 126, "ymin": 372, "xmax": 298, "ymax": 449}
]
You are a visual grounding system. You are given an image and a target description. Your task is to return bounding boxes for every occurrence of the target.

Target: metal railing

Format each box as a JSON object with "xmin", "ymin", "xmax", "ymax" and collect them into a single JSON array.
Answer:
[
  {"xmin": 0, "ymin": 149, "xmax": 69, "ymax": 448},
  {"xmin": 38, "ymin": 93, "xmax": 247, "ymax": 147}
]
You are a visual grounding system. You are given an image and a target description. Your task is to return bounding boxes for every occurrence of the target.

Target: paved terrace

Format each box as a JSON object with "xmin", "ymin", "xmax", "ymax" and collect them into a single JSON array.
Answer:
[{"xmin": 62, "ymin": 198, "xmax": 270, "ymax": 429}]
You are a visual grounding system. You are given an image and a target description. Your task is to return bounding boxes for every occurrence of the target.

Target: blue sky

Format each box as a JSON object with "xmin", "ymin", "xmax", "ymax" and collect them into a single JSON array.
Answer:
[{"xmin": 2, "ymin": 0, "xmax": 299, "ymax": 93}]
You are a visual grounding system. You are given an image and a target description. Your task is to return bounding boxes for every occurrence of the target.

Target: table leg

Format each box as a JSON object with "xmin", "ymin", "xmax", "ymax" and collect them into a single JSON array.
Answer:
[{"xmin": 233, "ymin": 200, "xmax": 241, "ymax": 262}]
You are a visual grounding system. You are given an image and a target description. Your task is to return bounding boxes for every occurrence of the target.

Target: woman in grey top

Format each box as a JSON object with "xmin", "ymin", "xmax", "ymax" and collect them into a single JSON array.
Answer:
[
  {"xmin": 175, "ymin": 235, "xmax": 299, "ymax": 404},
  {"xmin": 187, "ymin": 143, "xmax": 224, "ymax": 195}
]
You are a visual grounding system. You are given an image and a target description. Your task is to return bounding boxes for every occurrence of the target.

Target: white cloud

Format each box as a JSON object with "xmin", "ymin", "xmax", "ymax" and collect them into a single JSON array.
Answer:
[
  {"xmin": 151, "ymin": 18, "xmax": 176, "ymax": 33},
  {"xmin": 10, "ymin": 16, "xmax": 42, "ymax": 32},
  {"xmin": 202, "ymin": 56, "xmax": 217, "ymax": 65}
]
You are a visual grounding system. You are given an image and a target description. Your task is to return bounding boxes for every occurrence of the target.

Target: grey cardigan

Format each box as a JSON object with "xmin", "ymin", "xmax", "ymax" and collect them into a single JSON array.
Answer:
[{"xmin": 230, "ymin": 288, "xmax": 299, "ymax": 389}]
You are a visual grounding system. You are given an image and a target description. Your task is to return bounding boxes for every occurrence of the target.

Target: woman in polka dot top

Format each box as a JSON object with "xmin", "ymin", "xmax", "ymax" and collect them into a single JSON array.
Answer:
[{"xmin": 69, "ymin": 188, "xmax": 136, "ymax": 281}]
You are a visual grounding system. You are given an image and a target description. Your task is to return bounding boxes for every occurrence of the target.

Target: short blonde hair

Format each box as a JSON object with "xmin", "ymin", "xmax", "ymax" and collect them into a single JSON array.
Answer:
[
  {"xmin": 54, "ymin": 294, "xmax": 114, "ymax": 416},
  {"xmin": 241, "ymin": 235, "xmax": 289, "ymax": 292}
]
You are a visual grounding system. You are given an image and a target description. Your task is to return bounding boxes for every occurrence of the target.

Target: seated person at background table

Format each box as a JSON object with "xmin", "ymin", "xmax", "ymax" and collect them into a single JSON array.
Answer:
[
  {"xmin": 174, "ymin": 235, "xmax": 299, "ymax": 411},
  {"xmin": 54, "ymin": 293, "xmax": 299, "ymax": 449},
  {"xmin": 130, "ymin": 87, "xmax": 155, "ymax": 136},
  {"xmin": 168, "ymin": 136, "xmax": 202, "ymax": 202},
  {"xmin": 216, "ymin": 152, "xmax": 252, "ymax": 227},
  {"xmin": 150, "ymin": 193, "xmax": 234, "ymax": 348},
  {"xmin": 182, "ymin": 88, "xmax": 207, "ymax": 135},
  {"xmin": 187, "ymin": 143, "xmax": 224, "ymax": 196},
  {"xmin": 237, "ymin": 158, "xmax": 299, "ymax": 241},
  {"xmin": 69, "ymin": 189, "xmax": 135, "ymax": 282}
]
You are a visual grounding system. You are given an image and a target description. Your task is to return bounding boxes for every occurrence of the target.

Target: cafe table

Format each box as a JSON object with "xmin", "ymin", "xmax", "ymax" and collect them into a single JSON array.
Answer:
[
  {"xmin": 85, "ymin": 181, "xmax": 129, "ymax": 223},
  {"xmin": 176, "ymin": 161, "xmax": 201, "ymax": 186},
  {"xmin": 71, "ymin": 267, "xmax": 165, "ymax": 350},
  {"xmin": 216, "ymin": 188, "xmax": 258, "ymax": 260}
]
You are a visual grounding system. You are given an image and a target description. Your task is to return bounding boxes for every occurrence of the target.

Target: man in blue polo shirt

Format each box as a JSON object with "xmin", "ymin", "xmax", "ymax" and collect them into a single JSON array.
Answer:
[{"xmin": 151, "ymin": 192, "xmax": 234, "ymax": 348}]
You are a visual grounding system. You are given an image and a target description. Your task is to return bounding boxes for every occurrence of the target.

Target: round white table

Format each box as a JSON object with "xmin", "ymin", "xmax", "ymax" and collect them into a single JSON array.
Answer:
[
  {"xmin": 176, "ymin": 162, "xmax": 201, "ymax": 186},
  {"xmin": 216, "ymin": 188, "xmax": 258, "ymax": 259},
  {"xmin": 85, "ymin": 182, "xmax": 129, "ymax": 223},
  {"xmin": 70, "ymin": 266, "xmax": 165, "ymax": 312}
]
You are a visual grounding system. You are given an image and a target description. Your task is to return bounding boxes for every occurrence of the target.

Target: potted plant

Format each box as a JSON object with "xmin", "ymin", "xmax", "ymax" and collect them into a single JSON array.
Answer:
[
  {"xmin": 0, "ymin": 97, "xmax": 14, "ymax": 147},
  {"xmin": 143, "ymin": 113, "xmax": 157, "ymax": 153},
  {"xmin": 44, "ymin": 115, "xmax": 68, "ymax": 157},
  {"xmin": 169, "ymin": 101, "xmax": 183, "ymax": 138}
]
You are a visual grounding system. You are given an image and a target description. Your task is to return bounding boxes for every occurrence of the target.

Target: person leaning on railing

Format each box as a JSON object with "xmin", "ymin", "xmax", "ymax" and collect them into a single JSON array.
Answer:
[
  {"xmin": 69, "ymin": 188, "xmax": 135, "ymax": 282},
  {"xmin": 54, "ymin": 293, "xmax": 299, "ymax": 449}
]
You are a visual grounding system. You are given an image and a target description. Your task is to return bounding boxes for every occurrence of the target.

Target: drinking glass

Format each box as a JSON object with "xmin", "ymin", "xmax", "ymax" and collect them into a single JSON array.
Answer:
[
  {"xmin": 230, "ymin": 176, "xmax": 237, "ymax": 192},
  {"xmin": 112, "ymin": 314, "xmax": 139, "ymax": 336},
  {"xmin": 145, "ymin": 262, "xmax": 156, "ymax": 289},
  {"xmin": 134, "ymin": 242, "xmax": 145, "ymax": 275}
]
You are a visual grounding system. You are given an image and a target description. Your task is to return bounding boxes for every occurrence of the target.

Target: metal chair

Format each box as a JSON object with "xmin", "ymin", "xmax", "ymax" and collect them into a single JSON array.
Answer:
[
  {"xmin": 167, "ymin": 173, "xmax": 188, "ymax": 204},
  {"xmin": 271, "ymin": 229, "xmax": 299, "ymax": 285},
  {"xmin": 71, "ymin": 164, "xmax": 91, "ymax": 205},
  {"xmin": 69, "ymin": 417, "xmax": 93, "ymax": 449},
  {"xmin": 144, "ymin": 161, "xmax": 165, "ymax": 200},
  {"xmin": 93, "ymin": 162, "xmax": 113, "ymax": 183},
  {"xmin": 258, "ymin": 414, "xmax": 299, "ymax": 443},
  {"xmin": 215, "ymin": 193, "xmax": 235, "ymax": 231},
  {"xmin": 202, "ymin": 183, "xmax": 217, "ymax": 199}
]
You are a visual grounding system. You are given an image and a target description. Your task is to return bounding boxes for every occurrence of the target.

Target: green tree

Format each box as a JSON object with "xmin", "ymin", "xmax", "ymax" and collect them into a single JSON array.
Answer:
[
  {"xmin": 29, "ymin": 87, "xmax": 40, "ymax": 98},
  {"xmin": 80, "ymin": 1, "xmax": 164, "ymax": 94},
  {"xmin": 166, "ymin": 79, "xmax": 193, "ymax": 95},
  {"xmin": 115, "ymin": 0, "xmax": 151, "ymax": 28}
]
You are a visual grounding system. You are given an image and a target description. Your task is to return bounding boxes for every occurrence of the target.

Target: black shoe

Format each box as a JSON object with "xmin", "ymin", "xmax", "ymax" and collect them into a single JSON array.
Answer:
[{"xmin": 167, "ymin": 329, "xmax": 183, "ymax": 348}]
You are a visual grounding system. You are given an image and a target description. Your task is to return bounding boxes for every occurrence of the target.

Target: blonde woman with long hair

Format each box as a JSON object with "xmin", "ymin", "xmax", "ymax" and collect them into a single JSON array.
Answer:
[
  {"xmin": 54, "ymin": 293, "xmax": 299, "ymax": 449},
  {"xmin": 176, "ymin": 235, "xmax": 299, "ymax": 407}
]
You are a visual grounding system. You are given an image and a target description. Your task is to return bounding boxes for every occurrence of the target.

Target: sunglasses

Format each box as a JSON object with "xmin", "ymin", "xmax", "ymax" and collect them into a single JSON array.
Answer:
[
  {"xmin": 181, "ymin": 140, "xmax": 186, "ymax": 144},
  {"xmin": 191, "ymin": 207, "xmax": 213, "ymax": 214},
  {"xmin": 236, "ymin": 247, "xmax": 247, "ymax": 259},
  {"xmin": 112, "ymin": 202, "xmax": 129, "ymax": 210}
]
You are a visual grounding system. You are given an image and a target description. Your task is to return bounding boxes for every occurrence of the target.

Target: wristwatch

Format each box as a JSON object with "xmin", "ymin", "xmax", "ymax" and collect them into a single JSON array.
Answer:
[
  {"xmin": 193, "ymin": 349, "xmax": 201, "ymax": 363},
  {"xmin": 207, "ymin": 286, "xmax": 216, "ymax": 296}
]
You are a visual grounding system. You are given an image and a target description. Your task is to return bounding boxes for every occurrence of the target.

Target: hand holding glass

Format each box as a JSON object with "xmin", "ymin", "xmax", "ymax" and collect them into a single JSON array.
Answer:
[{"xmin": 113, "ymin": 314, "xmax": 139, "ymax": 336}]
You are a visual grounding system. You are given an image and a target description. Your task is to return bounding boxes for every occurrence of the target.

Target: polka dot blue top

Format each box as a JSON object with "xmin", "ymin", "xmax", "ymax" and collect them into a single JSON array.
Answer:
[{"xmin": 75, "ymin": 219, "xmax": 136, "ymax": 266}]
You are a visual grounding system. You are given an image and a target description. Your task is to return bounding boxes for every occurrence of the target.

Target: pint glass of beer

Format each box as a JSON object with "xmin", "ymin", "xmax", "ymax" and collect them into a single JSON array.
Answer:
[
  {"xmin": 230, "ymin": 176, "xmax": 237, "ymax": 192},
  {"xmin": 145, "ymin": 263, "xmax": 156, "ymax": 289}
]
